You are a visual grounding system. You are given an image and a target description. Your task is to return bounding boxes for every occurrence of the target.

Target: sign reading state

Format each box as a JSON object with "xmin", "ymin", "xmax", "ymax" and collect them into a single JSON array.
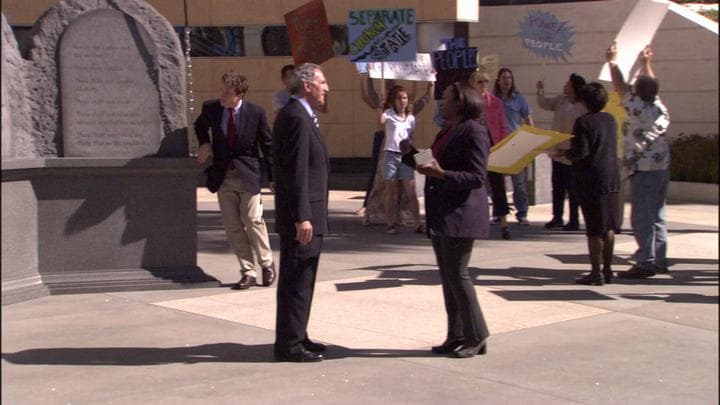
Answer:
[{"xmin": 348, "ymin": 8, "xmax": 417, "ymax": 63}]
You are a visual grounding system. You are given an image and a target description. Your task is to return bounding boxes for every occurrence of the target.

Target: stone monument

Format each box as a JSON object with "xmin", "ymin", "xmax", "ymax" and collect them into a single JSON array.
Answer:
[{"xmin": 1, "ymin": 1, "xmax": 217, "ymax": 305}]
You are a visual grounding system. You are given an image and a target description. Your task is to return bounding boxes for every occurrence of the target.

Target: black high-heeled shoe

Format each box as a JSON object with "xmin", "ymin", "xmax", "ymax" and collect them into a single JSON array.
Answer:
[
  {"xmin": 575, "ymin": 273, "xmax": 603, "ymax": 286},
  {"xmin": 431, "ymin": 339, "xmax": 464, "ymax": 354},
  {"xmin": 454, "ymin": 340, "xmax": 487, "ymax": 358}
]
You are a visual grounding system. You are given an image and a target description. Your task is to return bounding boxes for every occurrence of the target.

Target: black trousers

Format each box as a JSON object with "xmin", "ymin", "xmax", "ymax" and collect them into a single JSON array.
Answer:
[
  {"xmin": 488, "ymin": 171, "xmax": 510, "ymax": 217},
  {"xmin": 551, "ymin": 161, "xmax": 579, "ymax": 223},
  {"xmin": 275, "ymin": 234, "xmax": 323, "ymax": 354},
  {"xmin": 431, "ymin": 234, "xmax": 489, "ymax": 344}
]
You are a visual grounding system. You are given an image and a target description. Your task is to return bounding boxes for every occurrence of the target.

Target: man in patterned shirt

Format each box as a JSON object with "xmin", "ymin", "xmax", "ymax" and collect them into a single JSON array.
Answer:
[{"xmin": 606, "ymin": 42, "xmax": 671, "ymax": 278}]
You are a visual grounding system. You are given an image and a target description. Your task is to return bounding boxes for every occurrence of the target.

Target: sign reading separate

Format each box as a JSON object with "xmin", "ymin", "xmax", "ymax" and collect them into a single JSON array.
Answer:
[
  {"xmin": 488, "ymin": 125, "xmax": 573, "ymax": 174},
  {"xmin": 431, "ymin": 37, "xmax": 478, "ymax": 99},
  {"xmin": 517, "ymin": 10, "xmax": 575, "ymax": 62},
  {"xmin": 598, "ymin": 0, "xmax": 669, "ymax": 83},
  {"xmin": 285, "ymin": 0, "xmax": 335, "ymax": 65},
  {"xmin": 348, "ymin": 8, "xmax": 417, "ymax": 62},
  {"xmin": 366, "ymin": 53, "xmax": 435, "ymax": 81}
]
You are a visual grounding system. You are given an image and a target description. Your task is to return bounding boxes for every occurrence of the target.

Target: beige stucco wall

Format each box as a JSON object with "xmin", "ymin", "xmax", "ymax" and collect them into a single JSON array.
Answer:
[
  {"xmin": 470, "ymin": 0, "xmax": 719, "ymax": 138},
  {"xmin": 3, "ymin": 0, "xmax": 718, "ymax": 157}
]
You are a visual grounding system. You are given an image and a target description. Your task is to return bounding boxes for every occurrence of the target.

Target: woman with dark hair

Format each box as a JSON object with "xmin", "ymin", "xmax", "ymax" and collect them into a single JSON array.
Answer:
[
  {"xmin": 536, "ymin": 73, "xmax": 587, "ymax": 231},
  {"xmin": 494, "ymin": 67, "xmax": 534, "ymax": 225},
  {"xmin": 566, "ymin": 82, "xmax": 621, "ymax": 285},
  {"xmin": 404, "ymin": 83, "xmax": 491, "ymax": 357},
  {"xmin": 468, "ymin": 70, "xmax": 512, "ymax": 239}
]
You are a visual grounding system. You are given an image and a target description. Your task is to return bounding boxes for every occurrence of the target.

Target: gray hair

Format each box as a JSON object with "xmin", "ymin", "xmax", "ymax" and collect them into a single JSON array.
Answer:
[{"xmin": 289, "ymin": 63, "xmax": 322, "ymax": 95}]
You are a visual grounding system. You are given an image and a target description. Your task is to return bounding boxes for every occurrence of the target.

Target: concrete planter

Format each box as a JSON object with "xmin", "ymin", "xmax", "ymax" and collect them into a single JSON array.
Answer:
[{"xmin": 668, "ymin": 181, "xmax": 719, "ymax": 204}]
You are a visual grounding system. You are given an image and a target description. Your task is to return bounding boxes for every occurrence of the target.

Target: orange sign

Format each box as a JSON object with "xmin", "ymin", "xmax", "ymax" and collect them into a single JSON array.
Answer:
[{"xmin": 285, "ymin": 0, "xmax": 335, "ymax": 65}]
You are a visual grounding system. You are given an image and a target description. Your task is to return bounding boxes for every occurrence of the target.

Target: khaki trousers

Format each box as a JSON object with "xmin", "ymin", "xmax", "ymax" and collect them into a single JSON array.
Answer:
[{"xmin": 217, "ymin": 169, "xmax": 273, "ymax": 277}]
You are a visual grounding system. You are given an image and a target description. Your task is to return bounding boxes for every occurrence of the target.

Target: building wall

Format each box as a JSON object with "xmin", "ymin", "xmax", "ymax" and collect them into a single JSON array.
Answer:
[
  {"xmin": 3, "ymin": 0, "xmax": 718, "ymax": 158},
  {"xmin": 470, "ymin": 0, "xmax": 719, "ymax": 138}
]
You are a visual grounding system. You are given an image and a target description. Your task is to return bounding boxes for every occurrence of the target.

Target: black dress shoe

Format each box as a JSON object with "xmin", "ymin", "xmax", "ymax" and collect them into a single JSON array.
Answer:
[
  {"xmin": 562, "ymin": 222, "xmax": 580, "ymax": 231},
  {"xmin": 575, "ymin": 273, "xmax": 603, "ymax": 286},
  {"xmin": 431, "ymin": 339, "xmax": 464, "ymax": 354},
  {"xmin": 302, "ymin": 339, "xmax": 326, "ymax": 353},
  {"xmin": 262, "ymin": 263, "xmax": 276, "ymax": 287},
  {"xmin": 231, "ymin": 275, "xmax": 256, "ymax": 290},
  {"xmin": 603, "ymin": 270, "xmax": 614, "ymax": 284},
  {"xmin": 501, "ymin": 227, "xmax": 511, "ymax": 240},
  {"xmin": 544, "ymin": 218, "xmax": 564, "ymax": 229},
  {"xmin": 454, "ymin": 340, "xmax": 487, "ymax": 358},
  {"xmin": 274, "ymin": 348, "xmax": 323, "ymax": 362}
]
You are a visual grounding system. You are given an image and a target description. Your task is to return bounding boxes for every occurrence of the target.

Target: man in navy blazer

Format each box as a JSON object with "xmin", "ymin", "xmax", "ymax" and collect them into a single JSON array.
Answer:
[
  {"xmin": 195, "ymin": 71, "xmax": 276, "ymax": 290},
  {"xmin": 272, "ymin": 63, "xmax": 330, "ymax": 362}
]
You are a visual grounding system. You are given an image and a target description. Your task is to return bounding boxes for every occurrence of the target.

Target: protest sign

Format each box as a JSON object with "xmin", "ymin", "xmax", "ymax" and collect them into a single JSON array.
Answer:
[
  {"xmin": 431, "ymin": 38, "xmax": 478, "ymax": 99},
  {"xmin": 285, "ymin": 0, "xmax": 335, "ymax": 65},
  {"xmin": 517, "ymin": 10, "xmax": 575, "ymax": 63},
  {"xmin": 348, "ymin": 8, "xmax": 418, "ymax": 62},
  {"xmin": 488, "ymin": 125, "xmax": 573, "ymax": 174},
  {"xmin": 598, "ymin": 0, "xmax": 669, "ymax": 83},
  {"xmin": 479, "ymin": 54, "xmax": 500, "ymax": 82},
  {"xmin": 366, "ymin": 53, "xmax": 435, "ymax": 81}
]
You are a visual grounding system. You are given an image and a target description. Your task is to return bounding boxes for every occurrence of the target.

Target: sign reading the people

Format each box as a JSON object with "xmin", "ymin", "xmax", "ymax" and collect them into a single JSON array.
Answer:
[
  {"xmin": 431, "ymin": 37, "xmax": 478, "ymax": 99},
  {"xmin": 517, "ymin": 10, "xmax": 575, "ymax": 62},
  {"xmin": 285, "ymin": 0, "xmax": 335, "ymax": 65},
  {"xmin": 348, "ymin": 8, "xmax": 417, "ymax": 62}
]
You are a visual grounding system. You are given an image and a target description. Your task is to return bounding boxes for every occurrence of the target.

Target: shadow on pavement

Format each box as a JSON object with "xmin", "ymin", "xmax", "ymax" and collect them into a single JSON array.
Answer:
[{"xmin": 2, "ymin": 344, "xmax": 437, "ymax": 365}]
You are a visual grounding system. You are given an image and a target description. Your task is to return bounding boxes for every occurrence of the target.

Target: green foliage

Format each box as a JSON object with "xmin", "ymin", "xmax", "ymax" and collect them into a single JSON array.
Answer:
[
  {"xmin": 700, "ymin": 9, "xmax": 719, "ymax": 21},
  {"xmin": 669, "ymin": 134, "xmax": 719, "ymax": 184}
]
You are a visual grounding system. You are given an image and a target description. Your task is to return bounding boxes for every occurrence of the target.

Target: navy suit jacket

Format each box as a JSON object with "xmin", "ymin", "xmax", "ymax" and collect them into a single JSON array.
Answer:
[
  {"xmin": 194, "ymin": 99, "xmax": 273, "ymax": 194},
  {"xmin": 272, "ymin": 98, "xmax": 329, "ymax": 237},
  {"xmin": 421, "ymin": 119, "xmax": 491, "ymax": 239}
]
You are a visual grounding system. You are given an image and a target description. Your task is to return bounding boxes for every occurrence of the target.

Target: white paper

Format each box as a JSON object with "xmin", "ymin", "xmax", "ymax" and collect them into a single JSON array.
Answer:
[
  {"xmin": 367, "ymin": 53, "xmax": 436, "ymax": 82},
  {"xmin": 598, "ymin": 0, "xmax": 669, "ymax": 83},
  {"xmin": 413, "ymin": 149, "xmax": 434, "ymax": 166},
  {"xmin": 488, "ymin": 130, "xmax": 551, "ymax": 168}
]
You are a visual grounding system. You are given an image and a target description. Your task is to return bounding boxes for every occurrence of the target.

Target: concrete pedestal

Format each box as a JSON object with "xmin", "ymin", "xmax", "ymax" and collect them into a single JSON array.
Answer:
[{"xmin": 1, "ymin": 158, "xmax": 218, "ymax": 305}]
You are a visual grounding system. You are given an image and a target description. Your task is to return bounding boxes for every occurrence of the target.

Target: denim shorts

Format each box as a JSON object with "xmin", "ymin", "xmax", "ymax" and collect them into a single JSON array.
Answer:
[{"xmin": 382, "ymin": 150, "xmax": 415, "ymax": 181}]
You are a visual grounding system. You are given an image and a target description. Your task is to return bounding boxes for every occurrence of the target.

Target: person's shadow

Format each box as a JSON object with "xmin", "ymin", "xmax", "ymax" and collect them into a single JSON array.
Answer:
[{"xmin": 2, "ymin": 344, "xmax": 435, "ymax": 365}]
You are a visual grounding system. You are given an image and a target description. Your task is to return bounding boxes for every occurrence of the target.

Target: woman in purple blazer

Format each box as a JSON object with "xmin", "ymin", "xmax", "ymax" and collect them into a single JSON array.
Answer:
[{"xmin": 404, "ymin": 83, "xmax": 491, "ymax": 358}]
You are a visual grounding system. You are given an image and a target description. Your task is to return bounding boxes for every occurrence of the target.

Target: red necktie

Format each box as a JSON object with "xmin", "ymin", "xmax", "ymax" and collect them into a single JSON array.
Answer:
[{"xmin": 226, "ymin": 107, "xmax": 237, "ymax": 151}]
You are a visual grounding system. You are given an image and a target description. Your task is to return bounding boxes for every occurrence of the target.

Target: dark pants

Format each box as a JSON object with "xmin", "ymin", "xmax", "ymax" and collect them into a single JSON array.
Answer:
[
  {"xmin": 432, "ymin": 235, "xmax": 489, "ymax": 344},
  {"xmin": 551, "ymin": 161, "xmax": 579, "ymax": 224},
  {"xmin": 275, "ymin": 234, "xmax": 324, "ymax": 354},
  {"xmin": 362, "ymin": 130, "xmax": 385, "ymax": 208},
  {"xmin": 488, "ymin": 171, "xmax": 510, "ymax": 217}
]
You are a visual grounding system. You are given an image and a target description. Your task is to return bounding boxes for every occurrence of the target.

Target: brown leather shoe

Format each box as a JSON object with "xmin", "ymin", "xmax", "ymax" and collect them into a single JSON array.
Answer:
[
  {"xmin": 262, "ymin": 263, "xmax": 276, "ymax": 287},
  {"xmin": 231, "ymin": 275, "xmax": 256, "ymax": 290}
]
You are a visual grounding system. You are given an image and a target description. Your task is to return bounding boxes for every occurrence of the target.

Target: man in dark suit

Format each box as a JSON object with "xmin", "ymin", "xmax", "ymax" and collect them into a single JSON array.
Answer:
[
  {"xmin": 195, "ymin": 71, "xmax": 276, "ymax": 290},
  {"xmin": 272, "ymin": 63, "xmax": 330, "ymax": 362}
]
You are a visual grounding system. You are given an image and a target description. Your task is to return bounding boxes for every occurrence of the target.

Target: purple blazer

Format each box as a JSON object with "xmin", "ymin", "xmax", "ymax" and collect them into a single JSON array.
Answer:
[{"xmin": 424, "ymin": 119, "xmax": 491, "ymax": 239}]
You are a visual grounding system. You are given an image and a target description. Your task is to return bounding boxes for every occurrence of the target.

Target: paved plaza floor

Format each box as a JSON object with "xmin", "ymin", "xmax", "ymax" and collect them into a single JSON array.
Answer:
[{"xmin": 2, "ymin": 189, "xmax": 718, "ymax": 404}]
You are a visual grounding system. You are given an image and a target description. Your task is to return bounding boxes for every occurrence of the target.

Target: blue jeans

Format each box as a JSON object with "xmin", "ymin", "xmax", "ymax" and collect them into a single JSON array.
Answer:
[
  {"xmin": 511, "ymin": 169, "xmax": 529, "ymax": 218},
  {"xmin": 630, "ymin": 170, "xmax": 669, "ymax": 269}
]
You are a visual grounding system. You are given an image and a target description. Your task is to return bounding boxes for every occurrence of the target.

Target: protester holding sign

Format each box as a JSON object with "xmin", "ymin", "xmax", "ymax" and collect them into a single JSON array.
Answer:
[
  {"xmin": 378, "ymin": 85, "xmax": 423, "ymax": 235},
  {"xmin": 494, "ymin": 67, "xmax": 534, "ymax": 226},
  {"xmin": 358, "ymin": 77, "xmax": 433, "ymax": 225},
  {"xmin": 468, "ymin": 70, "xmax": 511, "ymax": 240},
  {"xmin": 607, "ymin": 43, "xmax": 671, "ymax": 279},
  {"xmin": 536, "ymin": 74, "xmax": 587, "ymax": 231}
]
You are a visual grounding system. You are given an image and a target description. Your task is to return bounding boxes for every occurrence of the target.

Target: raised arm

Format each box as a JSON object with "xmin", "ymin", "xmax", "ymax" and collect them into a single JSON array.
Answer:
[
  {"xmin": 638, "ymin": 45, "xmax": 656, "ymax": 79},
  {"xmin": 606, "ymin": 42, "xmax": 630, "ymax": 97}
]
